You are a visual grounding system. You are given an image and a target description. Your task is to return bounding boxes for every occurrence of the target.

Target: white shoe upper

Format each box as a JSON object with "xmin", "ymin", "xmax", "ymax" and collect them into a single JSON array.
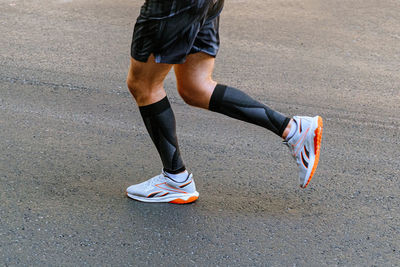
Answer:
[
  {"xmin": 126, "ymin": 171, "xmax": 198, "ymax": 203},
  {"xmin": 285, "ymin": 116, "xmax": 321, "ymax": 188}
]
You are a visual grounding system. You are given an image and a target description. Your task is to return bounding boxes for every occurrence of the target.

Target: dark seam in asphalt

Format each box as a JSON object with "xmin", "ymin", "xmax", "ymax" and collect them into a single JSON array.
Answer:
[{"xmin": 0, "ymin": 76, "xmax": 98, "ymax": 93}]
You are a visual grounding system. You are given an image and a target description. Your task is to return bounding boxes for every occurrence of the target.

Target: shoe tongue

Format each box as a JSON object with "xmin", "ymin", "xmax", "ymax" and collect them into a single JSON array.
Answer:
[{"xmin": 150, "ymin": 174, "xmax": 165, "ymax": 185}]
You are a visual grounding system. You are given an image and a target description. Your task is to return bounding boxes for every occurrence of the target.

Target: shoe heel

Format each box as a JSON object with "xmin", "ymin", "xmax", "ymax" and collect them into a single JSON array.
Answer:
[{"xmin": 169, "ymin": 195, "xmax": 199, "ymax": 204}]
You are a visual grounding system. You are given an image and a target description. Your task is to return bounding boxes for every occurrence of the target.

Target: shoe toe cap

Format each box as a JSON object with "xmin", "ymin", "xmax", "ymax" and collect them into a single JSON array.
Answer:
[
  {"xmin": 298, "ymin": 168, "xmax": 308, "ymax": 187},
  {"xmin": 126, "ymin": 184, "xmax": 144, "ymax": 196}
]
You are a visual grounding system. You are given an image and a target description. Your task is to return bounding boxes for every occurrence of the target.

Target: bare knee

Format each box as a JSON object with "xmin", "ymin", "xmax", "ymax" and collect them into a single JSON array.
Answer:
[
  {"xmin": 126, "ymin": 74, "xmax": 164, "ymax": 105},
  {"xmin": 126, "ymin": 74, "xmax": 141, "ymax": 98},
  {"xmin": 177, "ymin": 81, "xmax": 216, "ymax": 109},
  {"xmin": 126, "ymin": 75, "xmax": 144, "ymax": 101},
  {"xmin": 177, "ymin": 84, "xmax": 197, "ymax": 106},
  {"xmin": 126, "ymin": 56, "xmax": 171, "ymax": 105},
  {"xmin": 126, "ymin": 66, "xmax": 166, "ymax": 105}
]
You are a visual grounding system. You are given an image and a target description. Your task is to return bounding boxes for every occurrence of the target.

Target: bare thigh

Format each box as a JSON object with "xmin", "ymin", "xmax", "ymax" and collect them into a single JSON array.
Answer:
[
  {"xmin": 127, "ymin": 55, "xmax": 173, "ymax": 106},
  {"xmin": 174, "ymin": 52, "xmax": 217, "ymax": 109}
]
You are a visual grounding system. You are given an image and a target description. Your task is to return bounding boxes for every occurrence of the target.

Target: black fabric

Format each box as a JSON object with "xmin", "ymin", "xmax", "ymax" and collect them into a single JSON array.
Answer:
[
  {"xmin": 209, "ymin": 84, "xmax": 227, "ymax": 111},
  {"xmin": 131, "ymin": 0, "xmax": 224, "ymax": 64},
  {"xmin": 209, "ymin": 85, "xmax": 291, "ymax": 137},
  {"xmin": 139, "ymin": 95, "xmax": 171, "ymax": 117},
  {"xmin": 139, "ymin": 97, "xmax": 185, "ymax": 174}
]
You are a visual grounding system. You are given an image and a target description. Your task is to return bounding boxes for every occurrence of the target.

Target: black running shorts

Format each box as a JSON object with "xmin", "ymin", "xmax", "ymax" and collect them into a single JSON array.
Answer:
[{"xmin": 131, "ymin": 0, "xmax": 225, "ymax": 64}]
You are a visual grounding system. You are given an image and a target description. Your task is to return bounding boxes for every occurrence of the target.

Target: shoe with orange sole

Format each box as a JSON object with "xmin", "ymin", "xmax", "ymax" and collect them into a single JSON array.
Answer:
[
  {"xmin": 126, "ymin": 171, "xmax": 199, "ymax": 204},
  {"xmin": 284, "ymin": 116, "xmax": 323, "ymax": 188}
]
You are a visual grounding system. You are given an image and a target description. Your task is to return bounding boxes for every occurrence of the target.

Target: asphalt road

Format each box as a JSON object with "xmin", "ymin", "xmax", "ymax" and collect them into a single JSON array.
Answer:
[{"xmin": 1, "ymin": 0, "xmax": 399, "ymax": 265}]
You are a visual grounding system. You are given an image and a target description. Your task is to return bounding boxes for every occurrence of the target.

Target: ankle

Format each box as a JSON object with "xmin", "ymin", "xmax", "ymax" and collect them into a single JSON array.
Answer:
[
  {"xmin": 282, "ymin": 119, "xmax": 294, "ymax": 139},
  {"xmin": 283, "ymin": 119, "xmax": 297, "ymax": 141},
  {"xmin": 164, "ymin": 170, "xmax": 189, "ymax": 183}
]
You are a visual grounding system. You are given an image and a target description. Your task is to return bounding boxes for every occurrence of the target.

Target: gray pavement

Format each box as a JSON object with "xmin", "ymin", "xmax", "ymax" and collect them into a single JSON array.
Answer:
[{"xmin": 1, "ymin": 0, "xmax": 400, "ymax": 265}]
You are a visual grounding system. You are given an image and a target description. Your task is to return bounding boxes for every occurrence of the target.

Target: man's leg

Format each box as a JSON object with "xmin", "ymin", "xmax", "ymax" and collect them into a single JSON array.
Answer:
[
  {"xmin": 174, "ymin": 53, "xmax": 293, "ymax": 138},
  {"xmin": 127, "ymin": 55, "xmax": 185, "ymax": 174},
  {"xmin": 127, "ymin": 55, "xmax": 171, "ymax": 106},
  {"xmin": 126, "ymin": 55, "xmax": 199, "ymax": 204},
  {"xmin": 174, "ymin": 52, "xmax": 323, "ymax": 188}
]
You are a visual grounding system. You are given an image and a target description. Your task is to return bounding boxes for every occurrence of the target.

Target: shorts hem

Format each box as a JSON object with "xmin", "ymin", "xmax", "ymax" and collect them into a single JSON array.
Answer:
[
  {"xmin": 131, "ymin": 53, "xmax": 150, "ymax": 63},
  {"xmin": 189, "ymin": 47, "xmax": 218, "ymax": 58},
  {"xmin": 131, "ymin": 50, "xmax": 218, "ymax": 65}
]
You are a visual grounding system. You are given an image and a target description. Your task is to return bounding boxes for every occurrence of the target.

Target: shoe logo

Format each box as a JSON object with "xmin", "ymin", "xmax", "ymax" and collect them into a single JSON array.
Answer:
[
  {"xmin": 301, "ymin": 150, "xmax": 309, "ymax": 168},
  {"xmin": 155, "ymin": 182, "xmax": 188, "ymax": 194},
  {"xmin": 293, "ymin": 128, "xmax": 309, "ymax": 157},
  {"xmin": 147, "ymin": 191, "xmax": 162, "ymax": 198},
  {"xmin": 179, "ymin": 180, "xmax": 192, "ymax": 188},
  {"xmin": 304, "ymin": 146, "xmax": 310, "ymax": 159},
  {"xmin": 146, "ymin": 191, "xmax": 170, "ymax": 198}
]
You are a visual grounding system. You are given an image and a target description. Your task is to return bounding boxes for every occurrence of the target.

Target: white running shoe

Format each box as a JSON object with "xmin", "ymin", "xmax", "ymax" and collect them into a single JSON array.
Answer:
[
  {"xmin": 284, "ymin": 116, "xmax": 323, "ymax": 188},
  {"xmin": 126, "ymin": 171, "xmax": 199, "ymax": 204}
]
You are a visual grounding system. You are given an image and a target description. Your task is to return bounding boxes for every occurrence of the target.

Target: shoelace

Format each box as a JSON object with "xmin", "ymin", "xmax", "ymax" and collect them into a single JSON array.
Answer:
[{"xmin": 148, "ymin": 174, "xmax": 165, "ymax": 187}]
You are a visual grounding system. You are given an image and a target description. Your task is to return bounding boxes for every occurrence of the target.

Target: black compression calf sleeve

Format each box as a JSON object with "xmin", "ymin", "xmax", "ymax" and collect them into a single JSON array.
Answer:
[
  {"xmin": 139, "ymin": 97, "xmax": 185, "ymax": 174},
  {"xmin": 209, "ymin": 84, "xmax": 291, "ymax": 137}
]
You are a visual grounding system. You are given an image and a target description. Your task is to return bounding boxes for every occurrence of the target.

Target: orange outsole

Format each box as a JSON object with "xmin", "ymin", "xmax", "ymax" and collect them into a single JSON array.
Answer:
[
  {"xmin": 169, "ymin": 196, "xmax": 199, "ymax": 204},
  {"xmin": 126, "ymin": 192, "xmax": 199, "ymax": 204},
  {"xmin": 302, "ymin": 116, "xmax": 323, "ymax": 188}
]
